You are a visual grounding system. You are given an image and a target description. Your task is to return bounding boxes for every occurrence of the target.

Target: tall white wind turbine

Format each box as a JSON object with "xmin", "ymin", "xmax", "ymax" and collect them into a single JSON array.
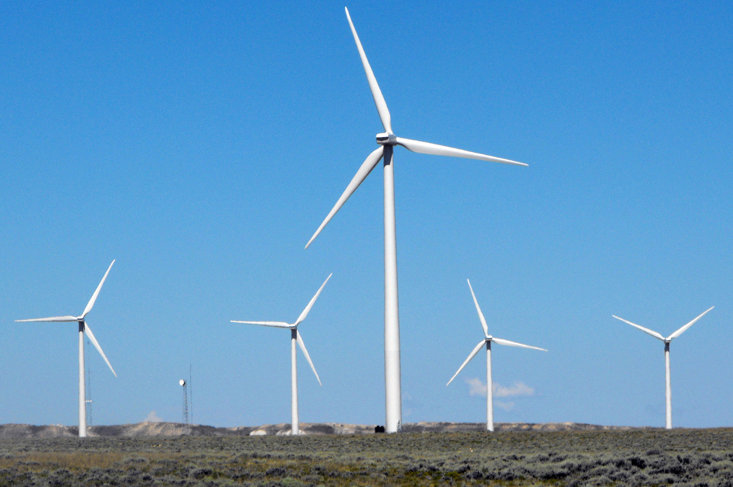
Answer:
[
  {"xmin": 16, "ymin": 260, "xmax": 118, "ymax": 438},
  {"xmin": 305, "ymin": 7, "xmax": 528, "ymax": 433},
  {"xmin": 231, "ymin": 274, "xmax": 331, "ymax": 435},
  {"xmin": 612, "ymin": 306, "xmax": 714, "ymax": 429},
  {"xmin": 447, "ymin": 279, "xmax": 546, "ymax": 432}
]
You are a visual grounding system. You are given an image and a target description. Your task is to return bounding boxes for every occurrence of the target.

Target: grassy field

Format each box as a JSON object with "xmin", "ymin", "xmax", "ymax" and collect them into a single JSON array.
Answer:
[{"xmin": 0, "ymin": 428, "xmax": 732, "ymax": 486}]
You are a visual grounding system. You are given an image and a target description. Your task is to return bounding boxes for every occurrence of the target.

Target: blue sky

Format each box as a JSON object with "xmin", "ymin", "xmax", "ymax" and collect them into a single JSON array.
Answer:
[{"xmin": 1, "ymin": 1, "xmax": 731, "ymax": 429}]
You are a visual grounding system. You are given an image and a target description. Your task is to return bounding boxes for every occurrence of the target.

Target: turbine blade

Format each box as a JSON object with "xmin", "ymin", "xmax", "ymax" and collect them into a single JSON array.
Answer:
[
  {"xmin": 82, "ymin": 260, "xmax": 116, "ymax": 318},
  {"xmin": 396, "ymin": 137, "xmax": 528, "ymax": 167},
  {"xmin": 492, "ymin": 337, "xmax": 547, "ymax": 352},
  {"xmin": 612, "ymin": 315, "xmax": 665, "ymax": 341},
  {"xmin": 446, "ymin": 339, "xmax": 486, "ymax": 386},
  {"xmin": 230, "ymin": 320, "xmax": 293, "ymax": 329},
  {"xmin": 344, "ymin": 7, "xmax": 392, "ymax": 133},
  {"xmin": 305, "ymin": 146, "xmax": 384, "ymax": 249},
  {"xmin": 667, "ymin": 306, "xmax": 715, "ymax": 341},
  {"xmin": 294, "ymin": 273, "xmax": 333, "ymax": 326},
  {"xmin": 84, "ymin": 323, "xmax": 117, "ymax": 377},
  {"xmin": 16, "ymin": 316, "xmax": 78, "ymax": 322},
  {"xmin": 296, "ymin": 331, "xmax": 322, "ymax": 386},
  {"xmin": 466, "ymin": 279, "xmax": 489, "ymax": 338}
]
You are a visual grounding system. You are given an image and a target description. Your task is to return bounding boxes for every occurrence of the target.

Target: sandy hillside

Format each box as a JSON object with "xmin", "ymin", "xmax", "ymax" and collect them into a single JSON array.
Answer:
[{"xmin": 0, "ymin": 421, "xmax": 638, "ymax": 438}]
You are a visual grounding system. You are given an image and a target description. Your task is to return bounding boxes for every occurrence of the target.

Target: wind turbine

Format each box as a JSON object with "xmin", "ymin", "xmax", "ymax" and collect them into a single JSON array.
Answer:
[
  {"xmin": 231, "ymin": 273, "xmax": 332, "ymax": 435},
  {"xmin": 16, "ymin": 260, "xmax": 118, "ymax": 438},
  {"xmin": 447, "ymin": 279, "xmax": 546, "ymax": 432},
  {"xmin": 305, "ymin": 7, "xmax": 528, "ymax": 433},
  {"xmin": 612, "ymin": 306, "xmax": 714, "ymax": 429}
]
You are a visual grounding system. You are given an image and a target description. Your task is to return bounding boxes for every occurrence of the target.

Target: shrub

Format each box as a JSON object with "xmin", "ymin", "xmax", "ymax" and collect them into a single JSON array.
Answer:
[{"xmin": 190, "ymin": 467, "xmax": 213, "ymax": 479}]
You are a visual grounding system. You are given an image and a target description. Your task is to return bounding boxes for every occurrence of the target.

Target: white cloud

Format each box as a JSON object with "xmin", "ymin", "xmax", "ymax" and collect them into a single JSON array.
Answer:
[
  {"xmin": 465, "ymin": 378, "xmax": 535, "ymax": 398},
  {"xmin": 495, "ymin": 401, "xmax": 515, "ymax": 411},
  {"xmin": 144, "ymin": 410, "xmax": 163, "ymax": 423},
  {"xmin": 495, "ymin": 381, "xmax": 535, "ymax": 398},
  {"xmin": 467, "ymin": 377, "xmax": 488, "ymax": 397}
]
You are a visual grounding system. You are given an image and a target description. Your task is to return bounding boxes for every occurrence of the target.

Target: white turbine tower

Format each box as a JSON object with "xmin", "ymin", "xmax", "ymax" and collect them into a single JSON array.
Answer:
[
  {"xmin": 447, "ymin": 279, "xmax": 546, "ymax": 432},
  {"xmin": 612, "ymin": 306, "xmax": 714, "ymax": 429},
  {"xmin": 231, "ymin": 274, "xmax": 331, "ymax": 435},
  {"xmin": 305, "ymin": 7, "xmax": 528, "ymax": 433},
  {"xmin": 16, "ymin": 260, "xmax": 118, "ymax": 438}
]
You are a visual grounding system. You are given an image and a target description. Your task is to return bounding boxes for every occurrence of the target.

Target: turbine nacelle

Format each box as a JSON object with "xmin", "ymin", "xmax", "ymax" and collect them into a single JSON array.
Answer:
[{"xmin": 376, "ymin": 132, "xmax": 397, "ymax": 145}]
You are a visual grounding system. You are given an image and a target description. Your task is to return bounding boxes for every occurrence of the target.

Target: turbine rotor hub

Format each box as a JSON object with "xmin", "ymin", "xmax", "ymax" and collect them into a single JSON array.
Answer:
[{"xmin": 376, "ymin": 132, "xmax": 397, "ymax": 146}]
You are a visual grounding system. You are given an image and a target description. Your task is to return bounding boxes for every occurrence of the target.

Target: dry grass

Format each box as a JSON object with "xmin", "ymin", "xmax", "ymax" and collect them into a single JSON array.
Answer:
[{"xmin": 0, "ymin": 451, "xmax": 126, "ymax": 470}]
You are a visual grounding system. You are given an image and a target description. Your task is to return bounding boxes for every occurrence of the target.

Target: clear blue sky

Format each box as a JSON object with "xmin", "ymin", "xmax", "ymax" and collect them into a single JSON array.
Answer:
[{"xmin": 1, "ymin": 1, "xmax": 731, "ymax": 429}]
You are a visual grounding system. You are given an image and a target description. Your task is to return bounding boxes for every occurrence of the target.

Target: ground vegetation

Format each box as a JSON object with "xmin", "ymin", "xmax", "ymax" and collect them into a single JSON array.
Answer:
[{"xmin": 0, "ymin": 428, "xmax": 731, "ymax": 485}]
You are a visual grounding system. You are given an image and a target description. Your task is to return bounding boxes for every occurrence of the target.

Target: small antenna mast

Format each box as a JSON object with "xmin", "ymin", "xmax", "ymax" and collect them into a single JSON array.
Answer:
[
  {"xmin": 189, "ymin": 363, "xmax": 193, "ymax": 425},
  {"xmin": 179, "ymin": 379, "xmax": 189, "ymax": 425}
]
